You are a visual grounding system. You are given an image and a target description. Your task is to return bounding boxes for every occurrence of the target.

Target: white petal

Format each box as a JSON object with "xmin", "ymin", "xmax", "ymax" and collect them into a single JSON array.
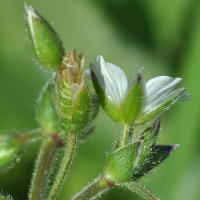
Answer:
[
  {"xmin": 144, "ymin": 88, "xmax": 185, "ymax": 113},
  {"xmin": 145, "ymin": 76, "xmax": 182, "ymax": 104},
  {"xmin": 145, "ymin": 76, "xmax": 182, "ymax": 112},
  {"xmin": 93, "ymin": 55, "xmax": 128, "ymax": 104}
]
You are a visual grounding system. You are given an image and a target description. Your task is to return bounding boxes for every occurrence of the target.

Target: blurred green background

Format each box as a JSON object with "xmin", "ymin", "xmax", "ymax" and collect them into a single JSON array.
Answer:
[{"xmin": 0, "ymin": 0, "xmax": 200, "ymax": 199}]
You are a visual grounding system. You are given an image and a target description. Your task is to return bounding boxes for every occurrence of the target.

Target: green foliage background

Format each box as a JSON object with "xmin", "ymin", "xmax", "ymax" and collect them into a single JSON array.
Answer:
[{"xmin": 0, "ymin": 0, "xmax": 200, "ymax": 199}]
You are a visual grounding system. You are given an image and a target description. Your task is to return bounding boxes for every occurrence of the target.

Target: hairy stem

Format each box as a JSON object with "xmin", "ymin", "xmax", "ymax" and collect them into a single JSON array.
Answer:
[
  {"xmin": 71, "ymin": 175, "xmax": 113, "ymax": 200},
  {"xmin": 29, "ymin": 134, "xmax": 61, "ymax": 200},
  {"xmin": 120, "ymin": 125, "xmax": 130, "ymax": 146},
  {"xmin": 122, "ymin": 182, "xmax": 159, "ymax": 200},
  {"xmin": 47, "ymin": 132, "xmax": 77, "ymax": 200}
]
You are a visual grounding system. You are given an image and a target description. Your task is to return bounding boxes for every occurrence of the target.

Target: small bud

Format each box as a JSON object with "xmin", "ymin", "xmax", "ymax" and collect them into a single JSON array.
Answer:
[
  {"xmin": 25, "ymin": 4, "xmax": 65, "ymax": 70},
  {"xmin": 55, "ymin": 50, "xmax": 93, "ymax": 135},
  {"xmin": 92, "ymin": 55, "xmax": 144, "ymax": 124},
  {"xmin": 36, "ymin": 81, "xmax": 59, "ymax": 133},
  {"xmin": 0, "ymin": 134, "xmax": 21, "ymax": 171},
  {"xmin": 104, "ymin": 143, "xmax": 135, "ymax": 183}
]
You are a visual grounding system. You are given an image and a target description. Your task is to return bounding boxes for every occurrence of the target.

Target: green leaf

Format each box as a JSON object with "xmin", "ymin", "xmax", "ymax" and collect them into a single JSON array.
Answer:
[
  {"xmin": 36, "ymin": 80, "xmax": 59, "ymax": 133},
  {"xmin": 132, "ymin": 144, "xmax": 178, "ymax": 180},
  {"xmin": 25, "ymin": 4, "xmax": 65, "ymax": 70},
  {"xmin": 104, "ymin": 143, "xmax": 135, "ymax": 183}
]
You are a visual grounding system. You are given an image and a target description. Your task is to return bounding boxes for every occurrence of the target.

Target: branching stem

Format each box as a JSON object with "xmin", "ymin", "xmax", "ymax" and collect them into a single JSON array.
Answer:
[{"xmin": 70, "ymin": 175, "xmax": 113, "ymax": 200}]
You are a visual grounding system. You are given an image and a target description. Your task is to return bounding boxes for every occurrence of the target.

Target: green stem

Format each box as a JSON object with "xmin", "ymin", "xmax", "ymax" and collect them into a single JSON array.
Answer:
[
  {"xmin": 29, "ymin": 134, "xmax": 61, "ymax": 200},
  {"xmin": 123, "ymin": 182, "xmax": 159, "ymax": 200},
  {"xmin": 70, "ymin": 175, "xmax": 112, "ymax": 200},
  {"xmin": 47, "ymin": 132, "xmax": 77, "ymax": 200},
  {"xmin": 120, "ymin": 125, "xmax": 130, "ymax": 146}
]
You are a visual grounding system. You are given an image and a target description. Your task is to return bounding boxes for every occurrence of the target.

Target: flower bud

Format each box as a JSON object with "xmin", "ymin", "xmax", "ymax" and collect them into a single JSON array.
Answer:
[
  {"xmin": 25, "ymin": 4, "xmax": 65, "ymax": 70},
  {"xmin": 55, "ymin": 50, "xmax": 92, "ymax": 135}
]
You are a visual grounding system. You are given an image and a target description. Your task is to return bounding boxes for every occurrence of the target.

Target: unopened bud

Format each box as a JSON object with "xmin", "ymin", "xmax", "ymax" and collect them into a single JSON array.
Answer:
[
  {"xmin": 55, "ymin": 50, "xmax": 92, "ymax": 135},
  {"xmin": 25, "ymin": 4, "xmax": 65, "ymax": 70}
]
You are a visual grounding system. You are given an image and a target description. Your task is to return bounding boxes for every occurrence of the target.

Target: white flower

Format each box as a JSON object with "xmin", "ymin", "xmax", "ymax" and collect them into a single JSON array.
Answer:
[
  {"xmin": 92, "ymin": 55, "xmax": 128, "ymax": 104},
  {"xmin": 144, "ymin": 76, "xmax": 183, "ymax": 113},
  {"xmin": 92, "ymin": 55, "xmax": 187, "ymax": 124},
  {"xmin": 92, "ymin": 55, "xmax": 143, "ymax": 124}
]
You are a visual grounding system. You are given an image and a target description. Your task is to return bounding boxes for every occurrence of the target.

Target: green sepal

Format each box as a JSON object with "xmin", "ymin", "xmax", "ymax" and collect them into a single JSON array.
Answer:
[
  {"xmin": 79, "ymin": 95, "xmax": 99, "ymax": 140},
  {"xmin": 132, "ymin": 144, "xmax": 178, "ymax": 180},
  {"xmin": 25, "ymin": 5, "xmax": 65, "ymax": 70},
  {"xmin": 0, "ymin": 134, "xmax": 21, "ymax": 172},
  {"xmin": 121, "ymin": 73, "xmax": 144, "ymax": 124},
  {"xmin": 134, "ymin": 119, "xmax": 160, "ymax": 167},
  {"xmin": 56, "ymin": 78, "xmax": 91, "ymax": 135},
  {"xmin": 36, "ymin": 80, "xmax": 59, "ymax": 133},
  {"xmin": 104, "ymin": 143, "xmax": 135, "ymax": 183},
  {"xmin": 137, "ymin": 88, "xmax": 188, "ymax": 124},
  {"xmin": 92, "ymin": 71, "xmax": 144, "ymax": 124}
]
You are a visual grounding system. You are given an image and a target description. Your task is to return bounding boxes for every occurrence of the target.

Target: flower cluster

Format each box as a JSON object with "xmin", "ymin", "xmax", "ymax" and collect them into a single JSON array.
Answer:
[
  {"xmin": 91, "ymin": 55, "xmax": 188, "ymax": 184},
  {"xmin": 0, "ymin": 4, "xmax": 189, "ymax": 200}
]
